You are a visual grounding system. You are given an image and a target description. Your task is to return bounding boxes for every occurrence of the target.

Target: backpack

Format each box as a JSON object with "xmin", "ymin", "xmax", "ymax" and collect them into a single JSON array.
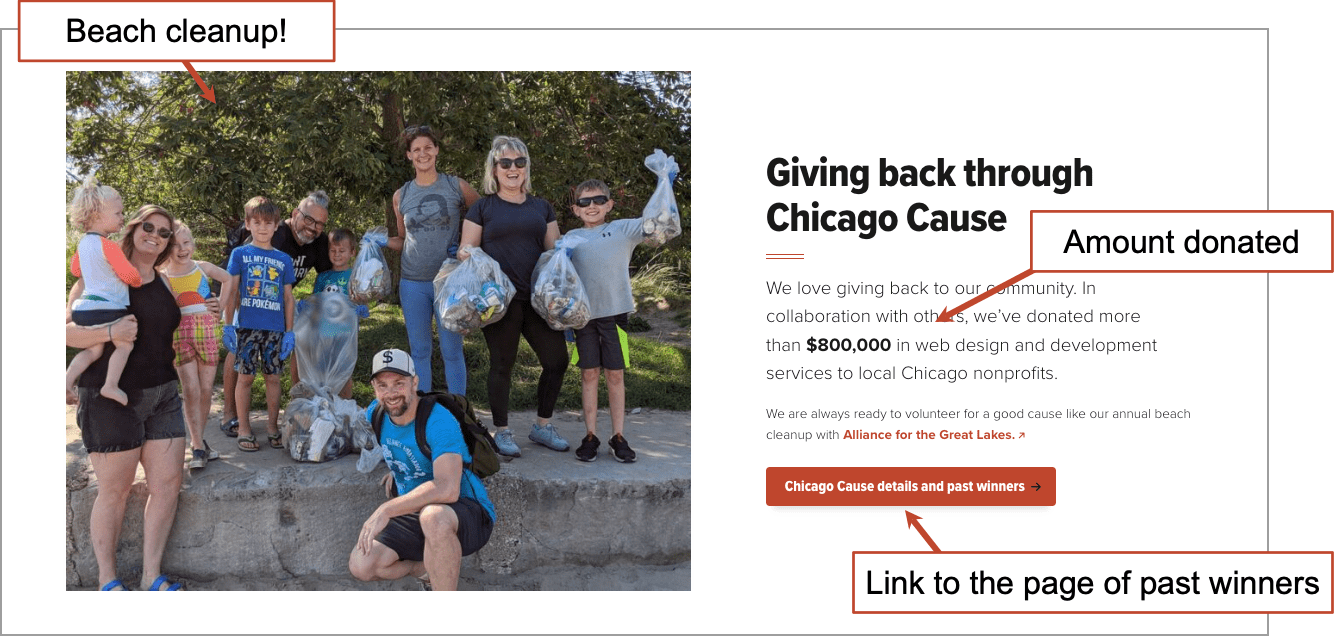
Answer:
[{"xmin": 371, "ymin": 391, "xmax": 501, "ymax": 479}]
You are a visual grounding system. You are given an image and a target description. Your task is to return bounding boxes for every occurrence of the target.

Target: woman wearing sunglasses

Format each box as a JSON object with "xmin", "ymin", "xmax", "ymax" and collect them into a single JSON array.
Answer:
[
  {"xmin": 66, "ymin": 204, "xmax": 195, "ymax": 591},
  {"xmin": 458, "ymin": 136, "xmax": 569, "ymax": 458},
  {"xmin": 386, "ymin": 125, "xmax": 481, "ymax": 395}
]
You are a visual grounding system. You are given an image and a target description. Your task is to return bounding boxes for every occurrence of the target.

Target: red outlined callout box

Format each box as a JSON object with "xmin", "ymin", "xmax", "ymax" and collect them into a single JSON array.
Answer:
[
  {"xmin": 1031, "ymin": 210, "xmax": 1334, "ymax": 273},
  {"xmin": 18, "ymin": 1, "xmax": 335, "ymax": 62},
  {"xmin": 852, "ymin": 551, "xmax": 1334, "ymax": 614},
  {"xmin": 766, "ymin": 467, "xmax": 1055, "ymax": 506}
]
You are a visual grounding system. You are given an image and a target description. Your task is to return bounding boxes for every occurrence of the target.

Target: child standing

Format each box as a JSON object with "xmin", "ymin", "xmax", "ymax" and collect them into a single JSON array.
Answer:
[
  {"xmin": 311, "ymin": 228, "xmax": 356, "ymax": 295},
  {"xmin": 564, "ymin": 176, "xmax": 681, "ymax": 462},
  {"xmin": 66, "ymin": 176, "xmax": 140, "ymax": 406},
  {"xmin": 163, "ymin": 222, "xmax": 233, "ymax": 469},
  {"xmin": 307, "ymin": 227, "xmax": 367, "ymax": 398},
  {"xmin": 223, "ymin": 198, "xmax": 296, "ymax": 452}
]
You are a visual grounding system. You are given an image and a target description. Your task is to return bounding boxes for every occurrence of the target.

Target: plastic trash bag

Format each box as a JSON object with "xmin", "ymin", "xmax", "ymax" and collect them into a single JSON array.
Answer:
[
  {"xmin": 531, "ymin": 234, "xmax": 592, "ymax": 330},
  {"xmin": 283, "ymin": 292, "xmax": 377, "ymax": 466},
  {"xmin": 282, "ymin": 386, "xmax": 378, "ymax": 466},
  {"xmin": 295, "ymin": 293, "xmax": 358, "ymax": 392},
  {"xmin": 641, "ymin": 149, "xmax": 682, "ymax": 246},
  {"xmin": 349, "ymin": 226, "xmax": 392, "ymax": 304},
  {"xmin": 433, "ymin": 246, "xmax": 516, "ymax": 334}
]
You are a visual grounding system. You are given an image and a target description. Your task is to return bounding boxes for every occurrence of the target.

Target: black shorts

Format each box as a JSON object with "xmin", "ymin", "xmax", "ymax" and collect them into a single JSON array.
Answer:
[
  {"xmin": 76, "ymin": 381, "xmax": 186, "ymax": 453},
  {"xmin": 376, "ymin": 497, "xmax": 494, "ymax": 561},
  {"xmin": 572, "ymin": 314, "xmax": 631, "ymax": 370},
  {"xmin": 71, "ymin": 308, "xmax": 131, "ymax": 326}
]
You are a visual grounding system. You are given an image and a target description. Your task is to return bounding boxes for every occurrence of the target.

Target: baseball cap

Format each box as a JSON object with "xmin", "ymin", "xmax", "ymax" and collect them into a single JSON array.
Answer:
[{"xmin": 370, "ymin": 348, "xmax": 415, "ymax": 378}]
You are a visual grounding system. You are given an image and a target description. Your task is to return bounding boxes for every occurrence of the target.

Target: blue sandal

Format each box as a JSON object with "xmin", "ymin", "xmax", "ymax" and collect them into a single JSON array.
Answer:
[
  {"xmin": 100, "ymin": 579, "xmax": 127, "ymax": 591},
  {"xmin": 220, "ymin": 417, "xmax": 239, "ymax": 438},
  {"xmin": 145, "ymin": 575, "xmax": 182, "ymax": 591}
]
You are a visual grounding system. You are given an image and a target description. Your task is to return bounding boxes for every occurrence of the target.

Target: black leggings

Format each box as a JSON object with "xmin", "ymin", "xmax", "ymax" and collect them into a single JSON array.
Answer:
[{"xmin": 481, "ymin": 295, "xmax": 568, "ymax": 429}]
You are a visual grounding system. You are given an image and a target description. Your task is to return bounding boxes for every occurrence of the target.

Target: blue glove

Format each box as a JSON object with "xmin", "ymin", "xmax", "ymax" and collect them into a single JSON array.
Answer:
[
  {"xmin": 280, "ymin": 331, "xmax": 295, "ymax": 360},
  {"xmin": 355, "ymin": 304, "xmax": 371, "ymax": 319},
  {"xmin": 223, "ymin": 325, "xmax": 238, "ymax": 354}
]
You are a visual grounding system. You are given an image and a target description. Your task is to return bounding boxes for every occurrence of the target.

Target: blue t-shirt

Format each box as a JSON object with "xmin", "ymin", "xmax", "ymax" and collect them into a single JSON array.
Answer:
[
  {"xmin": 366, "ymin": 400, "xmax": 497, "ymax": 522},
  {"xmin": 227, "ymin": 244, "xmax": 296, "ymax": 333},
  {"xmin": 312, "ymin": 268, "xmax": 352, "ymax": 295}
]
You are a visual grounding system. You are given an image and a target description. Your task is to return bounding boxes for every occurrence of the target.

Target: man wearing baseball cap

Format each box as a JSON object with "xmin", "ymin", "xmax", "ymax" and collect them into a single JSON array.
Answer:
[{"xmin": 348, "ymin": 349, "xmax": 495, "ymax": 591}]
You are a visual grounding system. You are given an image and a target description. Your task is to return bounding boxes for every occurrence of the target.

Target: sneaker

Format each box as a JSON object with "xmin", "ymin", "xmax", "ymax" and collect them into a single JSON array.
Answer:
[
  {"xmin": 203, "ymin": 441, "xmax": 220, "ymax": 461},
  {"xmin": 494, "ymin": 428, "xmax": 521, "ymax": 457},
  {"xmin": 575, "ymin": 433, "xmax": 600, "ymax": 462},
  {"xmin": 188, "ymin": 448, "xmax": 208, "ymax": 470},
  {"xmin": 609, "ymin": 433, "xmax": 637, "ymax": 463},
  {"xmin": 528, "ymin": 423, "xmax": 570, "ymax": 452}
]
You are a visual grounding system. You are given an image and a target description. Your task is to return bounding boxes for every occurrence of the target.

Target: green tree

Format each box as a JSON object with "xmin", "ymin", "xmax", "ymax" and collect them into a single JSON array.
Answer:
[{"xmin": 66, "ymin": 71, "xmax": 692, "ymax": 287}]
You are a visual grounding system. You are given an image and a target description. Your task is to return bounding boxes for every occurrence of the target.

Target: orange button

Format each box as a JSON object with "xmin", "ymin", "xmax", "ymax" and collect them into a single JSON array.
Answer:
[{"xmin": 766, "ymin": 467, "xmax": 1055, "ymax": 506}]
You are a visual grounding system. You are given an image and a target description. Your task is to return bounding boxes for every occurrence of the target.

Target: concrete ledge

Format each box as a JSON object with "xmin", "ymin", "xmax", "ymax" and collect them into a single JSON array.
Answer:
[{"xmin": 66, "ymin": 406, "xmax": 691, "ymax": 590}]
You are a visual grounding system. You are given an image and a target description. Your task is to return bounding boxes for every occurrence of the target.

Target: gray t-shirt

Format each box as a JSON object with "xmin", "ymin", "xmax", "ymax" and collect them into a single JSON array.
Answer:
[
  {"xmin": 399, "ymin": 174, "xmax": 465, "ymax": 281},
  {"xmin": 565, "ymin": 219, "xmax": 646, "ymax": 318}
]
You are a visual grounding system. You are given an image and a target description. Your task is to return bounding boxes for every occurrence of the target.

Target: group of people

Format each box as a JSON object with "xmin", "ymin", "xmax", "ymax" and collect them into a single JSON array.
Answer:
[{"xmin": 64, "ymin": 128, "xmax": 681, "ymax": 591}]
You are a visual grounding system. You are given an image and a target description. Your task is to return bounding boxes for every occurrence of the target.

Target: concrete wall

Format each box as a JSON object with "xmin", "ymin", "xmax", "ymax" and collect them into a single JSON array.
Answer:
[{"xmin": 66, "ymin": 456, "xmax": 691, "ymax": 588}]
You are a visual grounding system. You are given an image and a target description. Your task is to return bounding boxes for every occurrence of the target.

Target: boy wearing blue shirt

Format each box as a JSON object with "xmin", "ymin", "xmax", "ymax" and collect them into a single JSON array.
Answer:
[
  {"xmin": 223, "ymin": 199, "xmax": 296, "ymax": 452},
  {"xmin": 349, "ymin": 349, "xmax": 495, "ymax": 591}
]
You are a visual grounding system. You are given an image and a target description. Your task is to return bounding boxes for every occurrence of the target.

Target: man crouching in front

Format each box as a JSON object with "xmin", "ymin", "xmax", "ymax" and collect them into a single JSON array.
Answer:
[{"xmin": 349, "ymin": 349, "xmax": 495, "ymax": 590}]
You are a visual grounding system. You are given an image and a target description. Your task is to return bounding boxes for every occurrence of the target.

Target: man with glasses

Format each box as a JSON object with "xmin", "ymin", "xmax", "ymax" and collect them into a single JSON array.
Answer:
[{"xmin": 218, "ymin": 191, "xmax": 335, "ymax": 438}]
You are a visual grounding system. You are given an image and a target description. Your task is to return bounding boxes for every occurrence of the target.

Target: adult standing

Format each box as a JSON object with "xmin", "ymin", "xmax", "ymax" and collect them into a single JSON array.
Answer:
[
  {"xmin": 66, "ymin": 204, "xmax": 188, "ymax": 591},
  {"xmin": 219, "ymin": 192, "xmax": 333, "ymax": 437},
  {"xmin": 458, "ymin": 136, "xmax": 569, "ymax": 457},
  {"xmin": 386, "ymin": 125, "xmax": 480, "ymax": 395}
]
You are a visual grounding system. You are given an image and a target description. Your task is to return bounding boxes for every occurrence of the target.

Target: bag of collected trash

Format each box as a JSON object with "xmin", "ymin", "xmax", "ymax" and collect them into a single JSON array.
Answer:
[
  {"xmin": 283, "ymin": 292, "xmax": 377, "ymax": 466},
  {"xmin": 531, "ymin": 234, "xmax": 591, "ymax": 330},
  {"xmin": 349, "ymin": 226, "xmax": 392, "ymax": 304},
  {"xmin": 433, "ymin": 246, "xmax": 515, "ymax": 333},
  {"xmin": 282, "ymin": 388, "xmax": 378, "ymax": 465},
  {"xmin": 640, "ymin": 149, "xmax": 682, "ymax": 246}
]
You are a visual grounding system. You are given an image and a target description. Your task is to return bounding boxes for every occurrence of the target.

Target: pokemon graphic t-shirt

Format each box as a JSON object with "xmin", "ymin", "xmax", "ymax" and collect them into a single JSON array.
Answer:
[{"xmin": 227, "ymin": 244, "xmax": 295, "ymax": 332}]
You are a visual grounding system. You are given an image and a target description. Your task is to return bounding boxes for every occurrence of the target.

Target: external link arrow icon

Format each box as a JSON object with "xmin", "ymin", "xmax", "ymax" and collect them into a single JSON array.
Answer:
[
  {"xmin": 905, "ymin": 510, "xmax": 941, "ymax": 552},
  {"xmin": 182, "ymin": 62, "xmax": 216, "ymax": 103}
]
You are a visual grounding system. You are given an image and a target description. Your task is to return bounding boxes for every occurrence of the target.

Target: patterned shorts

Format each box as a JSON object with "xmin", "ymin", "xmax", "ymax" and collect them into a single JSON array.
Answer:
[
  {"xmin": 173, "ymin": 312, "xmax": 221, "ymax": 367},
  {"xmin": 234, "ymin": 327, "xmax": 285, "ymax": 376}
]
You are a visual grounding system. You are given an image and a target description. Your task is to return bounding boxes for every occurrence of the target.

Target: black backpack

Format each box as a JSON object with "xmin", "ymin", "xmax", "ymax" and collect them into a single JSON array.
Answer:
[{"xmin": 371, "ymin": 391, "xmax": 501, "ymax": 479}]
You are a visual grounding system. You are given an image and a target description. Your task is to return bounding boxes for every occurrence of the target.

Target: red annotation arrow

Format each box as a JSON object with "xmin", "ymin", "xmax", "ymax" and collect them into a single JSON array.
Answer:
[
  {"xmin": 905, "ymin": 510, "xmax": 941, "ymax": 552},
  {"xmin": 182, "ymin": 62, "xmax": 216, "ymax": 103},
  {"xmin": 937, "ymin": 268, "xmax": 1034, "ymax": 322}
]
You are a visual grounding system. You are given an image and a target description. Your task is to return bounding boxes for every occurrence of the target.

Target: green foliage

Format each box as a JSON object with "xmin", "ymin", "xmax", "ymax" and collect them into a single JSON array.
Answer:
[
  {"xmin": 630, "ymin": 259, "xmax": 689, "ymax": 311},
  {"xmin": 238, "ymin": 302, "xmax": 690, "ymax": 411},
  {"xmin": 66, "ymin": 71, "xmax": 692, "ymax": 412},
  {"xmin": 66, "ymin": 71, "xmax": 692, "ymax": 279}
]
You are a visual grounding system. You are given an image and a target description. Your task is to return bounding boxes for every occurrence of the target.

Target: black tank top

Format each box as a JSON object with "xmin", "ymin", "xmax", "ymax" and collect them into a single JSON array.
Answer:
[{"xmin": 77, "ymin": 272, "xmax": 182, "ymax": 390}]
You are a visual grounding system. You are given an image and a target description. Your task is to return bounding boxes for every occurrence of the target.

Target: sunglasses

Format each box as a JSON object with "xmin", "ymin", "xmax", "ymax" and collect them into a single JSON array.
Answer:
[
  {"xmin": 575, "ymin": 195, "xmax": 610, "ymax": 207},
  {"xmin": 139, "ymin": 221, "xmax": 174, "ymax": 239},
  {"xmin": 300, "ymin": 210, "xmax": 327, "ymax": 229},
  {"xmin": 494, "ymin": 157, "xmax": 528, "ymax": 169},
  {"xmin": 403, "ymin": 125, "xmax": 432, "ymax": 139}
]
